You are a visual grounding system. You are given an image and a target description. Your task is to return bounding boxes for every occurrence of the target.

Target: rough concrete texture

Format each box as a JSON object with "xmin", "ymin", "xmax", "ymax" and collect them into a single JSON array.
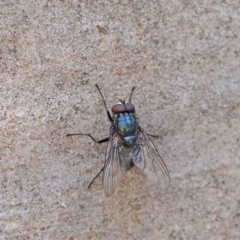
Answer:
[{"xmin": 1, "ymin": 0, "xmax": 240, "ymax": 239}]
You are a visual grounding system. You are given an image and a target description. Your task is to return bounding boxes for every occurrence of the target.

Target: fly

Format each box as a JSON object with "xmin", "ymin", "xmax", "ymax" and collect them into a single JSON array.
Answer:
[{"xmin": 67, "ymin": 84, "xmax": 170, "ymax": 196}]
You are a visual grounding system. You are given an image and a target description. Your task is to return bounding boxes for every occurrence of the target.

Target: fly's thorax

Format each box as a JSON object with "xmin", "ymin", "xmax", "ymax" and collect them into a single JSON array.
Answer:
[
  {"xmin": 113, "ymin": 112, "xmax": 139, "ymax": 146},
  {"xmin": 114, "ymin": 112, "xmax": 138, "ymax": 134}
]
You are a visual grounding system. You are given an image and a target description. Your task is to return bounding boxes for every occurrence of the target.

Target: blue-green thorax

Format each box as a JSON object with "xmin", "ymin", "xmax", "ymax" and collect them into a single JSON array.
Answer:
[{"xmin": 113, "ymin": 112, "xmax": 139, "ymax": 146}]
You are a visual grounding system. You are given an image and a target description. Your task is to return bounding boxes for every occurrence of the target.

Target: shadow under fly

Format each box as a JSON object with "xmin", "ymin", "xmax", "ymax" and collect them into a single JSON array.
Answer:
[{"xmin": 67, "ymin": 84, "xmax": 170, "ymax": 196}]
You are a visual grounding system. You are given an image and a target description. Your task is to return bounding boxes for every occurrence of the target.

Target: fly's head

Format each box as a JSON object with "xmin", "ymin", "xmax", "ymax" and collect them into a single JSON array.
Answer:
[{"xmin": 111, "ymin": 99, "xmax": 135, "ymax": 114}]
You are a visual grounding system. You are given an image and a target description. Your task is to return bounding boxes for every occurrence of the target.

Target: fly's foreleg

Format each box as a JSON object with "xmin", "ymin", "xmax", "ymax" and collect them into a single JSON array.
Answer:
[{"xmin": 95, "ymin": 84, "xmax": 114, "ymax": 123}]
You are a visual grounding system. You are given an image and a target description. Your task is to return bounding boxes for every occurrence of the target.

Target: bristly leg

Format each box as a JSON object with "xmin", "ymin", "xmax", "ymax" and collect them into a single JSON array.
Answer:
[
  {"xmin": 88, "ymin": 167, "xmax": 104, "ymax": 189},
  {"xmin": 129, "ymin": 86, "xmax": 135, "ymax": 103},
  {"xmin": 66, "ymin": 133, "xmax": 108, "ymax": 188},
  {"xmin": 95, "ymin": 84, "xmax": 113, "ymax": 123},
  {"xmin": 66, "ymin": 133, "xmax": 109, "ymax": 143},
  {"xmin": 147, "ymin": 134, "xmax": 160, "ymax": 138}
]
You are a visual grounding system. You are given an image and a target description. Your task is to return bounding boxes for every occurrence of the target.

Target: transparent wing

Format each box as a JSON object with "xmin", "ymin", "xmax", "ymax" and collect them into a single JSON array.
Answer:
[
  {"xmin": 133, "ymin": 128, "xmax": 170, "ymax": 189},
  {"xmin": 103, "ymin": 132, "xmax": 126, "ymax": 196}
]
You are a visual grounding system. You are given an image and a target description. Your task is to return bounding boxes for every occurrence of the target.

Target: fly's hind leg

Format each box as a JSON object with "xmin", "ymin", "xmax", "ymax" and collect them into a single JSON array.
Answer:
[
  {"xmin": 66, "ymin": 133, "xmax": 109, "ymax": 188},
  {"xmin": 87, "ymin": 166, "xmax": 104, "ymax": 189}
]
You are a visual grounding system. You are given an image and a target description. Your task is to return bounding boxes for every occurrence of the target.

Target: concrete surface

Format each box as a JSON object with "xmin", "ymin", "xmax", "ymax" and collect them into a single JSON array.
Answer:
[{"xmin": 1, "ymin": 1, "xmax": 239, "ymax": 239}]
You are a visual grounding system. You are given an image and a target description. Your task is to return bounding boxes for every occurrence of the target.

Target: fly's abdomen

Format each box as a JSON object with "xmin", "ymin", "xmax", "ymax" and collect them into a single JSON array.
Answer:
[{"xmin": 115, "ymin": 113, "xmax": 138, "ymax": 145}]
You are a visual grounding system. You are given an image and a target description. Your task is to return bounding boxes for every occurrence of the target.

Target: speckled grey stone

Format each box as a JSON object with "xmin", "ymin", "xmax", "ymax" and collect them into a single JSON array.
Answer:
[{"xmin": 0, "ymin": 1, "xmax": 239, "ymax": 239}]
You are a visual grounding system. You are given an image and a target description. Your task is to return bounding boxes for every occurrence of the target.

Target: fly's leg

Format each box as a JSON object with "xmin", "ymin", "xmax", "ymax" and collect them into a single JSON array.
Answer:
[
  {"xmin": 139, "ymin": 126, "xmax": 160, "ymax": 139},
  {"xmin": 147, "ymin": 133, "xmax": 163, "ymax": 142},
  {"xmin": 147, "ymin": 134, "xmax": 159, "ymax": 138},
  {"xmin": 95, "ymin": 84, "xmax": 113, "ymax": 123},
  {"xmin": 67, "ymin": 133, "xmax": 109, "ymax": 143},
  {"xmin": 88, "ymin": 166, "xmax": 104, "ymax": 189},
  {"xmin": 129, "ymin": 86, "xmax": 135, "ymax": 103},
  {"xmin": 67, "ymin": 133, "xmax": 109, "ymax": 188},
  {"xmin": 68, "ymin": 84, "xmax": 113, "ymax": 188}
]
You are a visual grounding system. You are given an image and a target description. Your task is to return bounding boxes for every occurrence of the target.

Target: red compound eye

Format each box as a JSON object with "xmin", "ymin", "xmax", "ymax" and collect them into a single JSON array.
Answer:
[
  {"xmin": 125, "ymin": 103, "xmax": 135, "ymax": 113},
  {"xmin": 111, "ymin": 104, "xmax": 125, "ymax": 113},
  {"xmin": 111, "ymin": 103, "xmax": 135, "ymax": 113}
]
